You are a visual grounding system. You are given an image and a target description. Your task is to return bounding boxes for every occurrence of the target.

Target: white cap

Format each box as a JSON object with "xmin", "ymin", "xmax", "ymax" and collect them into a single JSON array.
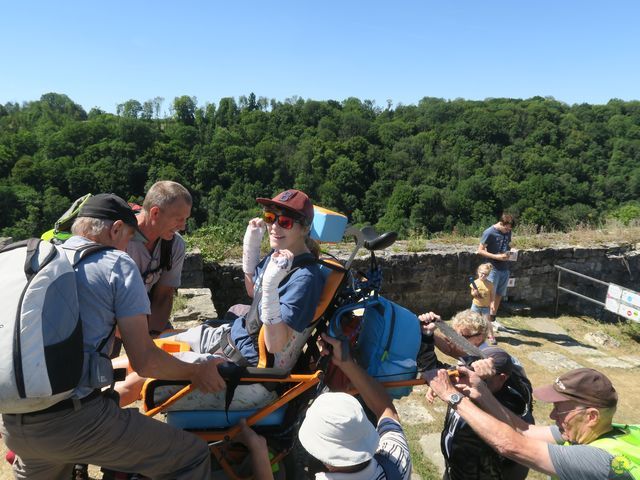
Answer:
[{"xmin": 298, "ymin": 392, "xmax": 379, "ymax": 467}]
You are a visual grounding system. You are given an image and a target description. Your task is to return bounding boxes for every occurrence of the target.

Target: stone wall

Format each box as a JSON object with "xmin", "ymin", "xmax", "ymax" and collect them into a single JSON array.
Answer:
[{"xmin": 188, "ymin": 244, "xmax": 640, "ymax": 319}]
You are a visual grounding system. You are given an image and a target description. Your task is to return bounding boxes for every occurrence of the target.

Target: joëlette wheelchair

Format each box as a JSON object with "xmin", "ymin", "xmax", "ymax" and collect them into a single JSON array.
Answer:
[{"xmin": 140, "ymin": 210, "xmax": 426, "ymax": 479}]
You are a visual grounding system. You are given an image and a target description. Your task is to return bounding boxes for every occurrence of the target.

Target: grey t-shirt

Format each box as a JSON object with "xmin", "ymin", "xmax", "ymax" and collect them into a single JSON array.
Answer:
[
  {"xmin": 126, "ymin": 233, "xmax": 186, "ymax": 292},
  {"xmin": 480, "ymin": 226, "xmax": 511, "ymax": 271},
  {"xmin": 65, "ymin": 236, "xmax": 151, "ymax": 398},
  {"xmin": 548, "ymin": 425, "xmax": 633, "ymax": 480}
]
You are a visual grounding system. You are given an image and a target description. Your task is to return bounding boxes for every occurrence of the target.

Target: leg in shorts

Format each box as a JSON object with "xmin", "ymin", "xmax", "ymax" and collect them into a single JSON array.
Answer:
[
  {"xmin": 171, "ymin": 323, "xmax": 278, "ymax": 410},
  {"xmin": 487, "ymin": 268, "xmax": 510, "ymax": 297},
  {"xmin": 470, "ymin": 304, "xmax": 490, "ymax": 316}
]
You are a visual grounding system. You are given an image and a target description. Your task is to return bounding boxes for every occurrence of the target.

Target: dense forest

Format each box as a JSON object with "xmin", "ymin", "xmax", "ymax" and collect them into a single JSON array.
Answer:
[{"xmin": 1, "ymin": 92, "xmax": 640, "ymax": 241}]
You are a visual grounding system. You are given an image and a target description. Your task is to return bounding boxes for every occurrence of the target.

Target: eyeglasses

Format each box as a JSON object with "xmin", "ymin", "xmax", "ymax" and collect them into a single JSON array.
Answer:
[
  {"xmin": 263, "ymin": 211, "xmax": 301, "ymax": 230},
  {"xmin": 552, "ymin": 405, "xmax": 586, "ymax": 417}
]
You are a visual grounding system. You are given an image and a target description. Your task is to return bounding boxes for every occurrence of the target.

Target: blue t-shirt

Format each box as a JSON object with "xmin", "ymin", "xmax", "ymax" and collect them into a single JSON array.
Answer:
[
  {"xmin": 230, "ymin": 252, "xmax": 324, "ymax": 366},
  {"xmin": 65, "ymin": 236, "xmax": 151, "ymax": 398},
  {"xmin": 480, "ymin": 226, "xmax": 511, "ymax": 271}
]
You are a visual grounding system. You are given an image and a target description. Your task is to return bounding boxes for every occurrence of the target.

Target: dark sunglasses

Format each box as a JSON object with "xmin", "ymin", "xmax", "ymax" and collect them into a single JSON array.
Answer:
[
  {"xmin": 263, "ymin": 211, "xmax": 302, "ymax": 230},
  {"xmin": 461, "ymin": 332, "xmax": 481, "ymax": 339}
]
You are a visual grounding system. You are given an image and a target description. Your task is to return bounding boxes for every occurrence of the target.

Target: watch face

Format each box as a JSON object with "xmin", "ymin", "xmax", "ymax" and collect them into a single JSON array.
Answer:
[{"xmin": 449, "ymin": 393, "xmax": 462, "ymax": 405}]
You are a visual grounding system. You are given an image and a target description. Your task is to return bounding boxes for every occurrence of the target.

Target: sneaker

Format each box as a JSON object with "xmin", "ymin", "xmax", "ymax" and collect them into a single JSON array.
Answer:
[
  {"xmin": 492, "ymin": 319, "xmax": 504, "ymax": 332},
  {"xmin": 72, "ymin": 464, "xmax": 88, "ymax": 480}
]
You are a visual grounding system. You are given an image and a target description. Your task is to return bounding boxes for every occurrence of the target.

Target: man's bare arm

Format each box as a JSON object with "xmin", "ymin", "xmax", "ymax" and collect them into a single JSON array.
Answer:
[
  {"xmin": 477, "ymin": 243, "xmax": 509, "ymax": 261},
  {"xmin": 456, "ymin": 366, "xmax": 556, "ymax": 441},
  {"xmin": 117, "ymin": 314, "xmax": 226, "ymax": 393},
  {"xmin": 430, "ymin": 370, "xmax": 556, "ymax": 476}
]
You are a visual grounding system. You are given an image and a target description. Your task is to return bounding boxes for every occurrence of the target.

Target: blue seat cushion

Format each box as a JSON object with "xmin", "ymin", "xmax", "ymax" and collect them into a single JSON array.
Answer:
[{"xmin": 165, "ymin": 405, "xmax": 287, "ymax": 429}]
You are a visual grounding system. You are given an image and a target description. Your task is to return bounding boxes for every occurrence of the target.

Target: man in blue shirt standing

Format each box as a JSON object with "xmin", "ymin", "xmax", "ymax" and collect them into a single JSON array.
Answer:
[{"xmin": 477, "ymin": 213, "xmax": 514, "ymax": 332}]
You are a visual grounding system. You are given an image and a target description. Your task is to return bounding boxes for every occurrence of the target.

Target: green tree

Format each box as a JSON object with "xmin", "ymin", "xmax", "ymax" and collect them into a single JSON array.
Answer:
[{"xmin": 173, "ymin": 96, "xmax": 197, "ymax": 125}]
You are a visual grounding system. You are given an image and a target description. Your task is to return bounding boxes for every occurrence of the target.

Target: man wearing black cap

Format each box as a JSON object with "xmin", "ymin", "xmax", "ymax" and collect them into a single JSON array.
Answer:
[
  {"xmin": 440, "ymin": 347, "xmax": 532, "ymax": 480},
  {"xmin": 0, "ymin": 194, "xmax": 224, "ymax": 480},
  {"xmin": 429, "ymin": 367, "xmax": 638, "ymax": 480}
]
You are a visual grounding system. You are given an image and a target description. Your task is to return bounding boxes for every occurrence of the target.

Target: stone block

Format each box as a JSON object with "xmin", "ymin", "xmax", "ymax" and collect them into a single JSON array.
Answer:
[
  {"xmin": 171, "ymin": 287, "xmax": 217, "ymax": 323},
  {"xmin": 585, "ymin": 357, "xmax": 634, "ymax": 369},
  {"xmin": 583, "ymin": 331, "xmax": 621, "ymax": 349},
  {"xmin": 180, "ymin": 248, "xmax": 204, "ymax": 288},
  {"xmin": 419, "ymin": 434, "xmax": 446, "ymax": 477},
  {"xmin": 395, "ymin": 397, "xmax": 435, "ymax": 425},
  {"xmin": 527, "ymin": 351, "xmax": 583, "ymax": 371},
  {"xmin": 573, "ymin": 247, "xmax": 601, "ymax": 259}
]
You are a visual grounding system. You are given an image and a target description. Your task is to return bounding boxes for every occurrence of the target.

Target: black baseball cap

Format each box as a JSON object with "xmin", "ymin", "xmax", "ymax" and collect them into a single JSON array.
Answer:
[
  {"xmin": 78, "ymin": 193, "xmax": 147, "ymax": 243},
  {"xmin": 482, "ymin": 347, "xmax": 514, "ymax": 376}
]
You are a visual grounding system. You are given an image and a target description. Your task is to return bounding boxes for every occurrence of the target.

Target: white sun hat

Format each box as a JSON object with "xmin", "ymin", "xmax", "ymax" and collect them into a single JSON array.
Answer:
[{"xmin": 298, "ymin": 392, "xmax": 379, "ymax": 467}]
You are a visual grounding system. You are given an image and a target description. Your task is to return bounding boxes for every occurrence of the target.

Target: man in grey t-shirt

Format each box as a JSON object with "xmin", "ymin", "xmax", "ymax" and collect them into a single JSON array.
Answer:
[
  {"xmin": 429, "ymin": 367, "xmax": 637, "ymax": 480},
  {"xmin": 0, "ymin": 194, "xmax": 224, "ymax": 480},
  {"xmin": 477, "ymin": 213, "xmax": 514, "ymax": 327},
  {"xmin": 126, "ymin": 180, "xmax": 192, "ymax": 335}
]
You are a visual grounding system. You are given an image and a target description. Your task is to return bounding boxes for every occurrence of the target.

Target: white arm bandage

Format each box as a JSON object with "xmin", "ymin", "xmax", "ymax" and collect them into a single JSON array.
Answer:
[
  {"xmin": 242, "ymin": 223, "xmax": 265, "ymax": 274},
  {"xmin": 260, "ymin": 255, "xmax": 292, "ymax": 325}
]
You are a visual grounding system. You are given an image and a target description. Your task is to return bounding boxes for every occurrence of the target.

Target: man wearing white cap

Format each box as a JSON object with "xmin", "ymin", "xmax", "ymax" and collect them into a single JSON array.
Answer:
[{"xmin": 297, "ymin": 333, "xmax": 412, "ymax": 479}]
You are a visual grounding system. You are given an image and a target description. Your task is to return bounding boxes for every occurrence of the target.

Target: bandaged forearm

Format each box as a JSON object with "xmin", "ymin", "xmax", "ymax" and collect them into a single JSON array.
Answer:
[
  {"xmin": 242, "ymin": 224, "xmax": 264, "ymax": 274},
  {"xmin": 260, "ymin": 253, "xmax": 292, "ymax": 325},
  {"xmin": 260, "ymin": 282, "xmax": 283, "ymax": 325}
]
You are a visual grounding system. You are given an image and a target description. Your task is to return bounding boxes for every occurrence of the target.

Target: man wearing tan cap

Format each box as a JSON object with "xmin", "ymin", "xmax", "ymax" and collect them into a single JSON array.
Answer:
[{"xmin": 429, "ymin": 367, "xmax": 639, "ymax": 479}]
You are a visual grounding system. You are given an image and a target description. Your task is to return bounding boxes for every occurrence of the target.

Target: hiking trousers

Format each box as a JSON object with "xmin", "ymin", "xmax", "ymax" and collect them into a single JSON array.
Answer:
[{"xmin": 0, "ymin": 394, "xmax": 211, "ymax": 480}]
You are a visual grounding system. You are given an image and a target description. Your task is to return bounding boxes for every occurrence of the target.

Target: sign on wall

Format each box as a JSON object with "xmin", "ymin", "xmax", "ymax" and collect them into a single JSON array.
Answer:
[{"xmin": 605, "ymin": 284, "xmax": 640, "ymax": 323}]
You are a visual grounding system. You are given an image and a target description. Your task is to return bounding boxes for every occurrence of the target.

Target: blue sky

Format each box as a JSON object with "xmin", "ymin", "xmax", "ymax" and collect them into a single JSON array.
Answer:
[{"xmin": 1, "ymin": 1, "xmax": 639, "ymax": 114}]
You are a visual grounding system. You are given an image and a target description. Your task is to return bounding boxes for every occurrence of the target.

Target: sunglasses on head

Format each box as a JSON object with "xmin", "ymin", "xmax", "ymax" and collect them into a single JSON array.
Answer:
[{"xmin": 263, "ymin": 211, "xmax": 303, "ymax": 230}]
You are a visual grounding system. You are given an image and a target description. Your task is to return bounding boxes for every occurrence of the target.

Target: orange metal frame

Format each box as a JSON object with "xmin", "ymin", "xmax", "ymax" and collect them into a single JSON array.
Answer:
[{"xmin": 143, "ymin": 371, "xmax": 323, "ymax": 480}]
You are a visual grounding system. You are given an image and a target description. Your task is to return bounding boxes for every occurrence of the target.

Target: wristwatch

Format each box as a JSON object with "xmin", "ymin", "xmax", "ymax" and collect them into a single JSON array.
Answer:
[{"xmin": 448, "ymin": 393, "xmax": 463, "ymax": 408}]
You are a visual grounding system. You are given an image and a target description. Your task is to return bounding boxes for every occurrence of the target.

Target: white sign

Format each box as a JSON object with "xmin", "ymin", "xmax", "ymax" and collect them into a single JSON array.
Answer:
[
  {"xmin": 507, "ymin": 249, "xmax": 519, "ymax": 261},
  {"xmin": 507, "ymin": 277, "xmax": 516, "ymax": 288},
  {"xmin": 606, "ymin": 283, "xmax": 640, "ymax": 323}
]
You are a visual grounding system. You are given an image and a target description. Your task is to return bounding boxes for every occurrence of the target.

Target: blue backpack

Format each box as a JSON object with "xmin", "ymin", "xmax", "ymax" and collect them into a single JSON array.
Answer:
[{"xmin": 331, "ymin": 296, "xmax": 421, "ymax": 398}]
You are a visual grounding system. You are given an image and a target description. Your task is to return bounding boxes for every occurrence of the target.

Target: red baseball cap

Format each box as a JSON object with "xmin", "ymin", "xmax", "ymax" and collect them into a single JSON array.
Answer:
[{"xmin": 256, "ymin": 189, "xmax": 314, "ymax": 225}]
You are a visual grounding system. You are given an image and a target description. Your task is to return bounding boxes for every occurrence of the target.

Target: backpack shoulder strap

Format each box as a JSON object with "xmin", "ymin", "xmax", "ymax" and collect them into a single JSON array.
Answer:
[
  {"xmin": 61, "ymin": 242, "xmax": 117, "ymax": 354},
  {"xmin": 24, "ymin": 238, "xmax": 58, "ymax": 279},
  {"xmin": 159, "ymin": 237, "xmax": 174, "ymax": 272},
  {"xmin": 61, "ymin": 242, "xmax": 113, "ymax": 267}
]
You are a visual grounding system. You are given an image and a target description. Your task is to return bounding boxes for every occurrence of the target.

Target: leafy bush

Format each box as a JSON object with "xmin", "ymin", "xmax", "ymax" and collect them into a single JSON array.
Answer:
[
  {"xmin": 608, "ymin": 203, "xmax": 640, "ymax": 226},
  {"xmin": 185, "ymin": 223, "xmax": 244, "ymax": 263}
]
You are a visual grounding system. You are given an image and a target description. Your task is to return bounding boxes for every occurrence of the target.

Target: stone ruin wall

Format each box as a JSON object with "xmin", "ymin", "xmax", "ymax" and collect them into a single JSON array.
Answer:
[
  {"xmin": 181, "ymin": 243, "xmax": 640, "ymax": 320},
  {"xmin": 4, "ymin": 235, "xmax": 637, "ymax": 319}
]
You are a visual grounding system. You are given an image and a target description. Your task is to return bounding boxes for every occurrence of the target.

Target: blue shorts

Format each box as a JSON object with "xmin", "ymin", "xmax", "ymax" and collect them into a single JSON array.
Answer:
[
  {"xmin": 471, "ymin": 304, "xmax": 490, "ymax": 315},
  {"xmin": 488, "ymin": 268, "xmax": 510, "ymax": 297}
]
